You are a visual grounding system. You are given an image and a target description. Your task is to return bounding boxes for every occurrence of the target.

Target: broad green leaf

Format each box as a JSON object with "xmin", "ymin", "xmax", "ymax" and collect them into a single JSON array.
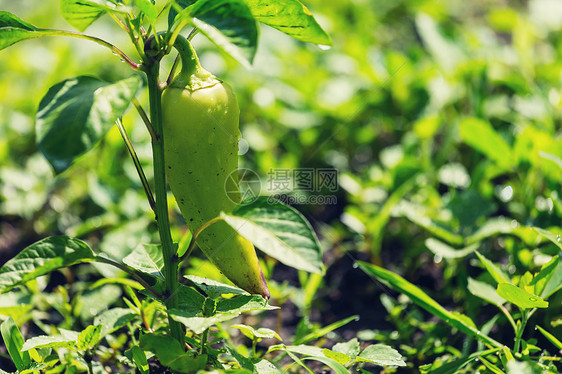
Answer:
[
  {"xmin": 496, "ymin": 283, "xmax": 548, "ymax": 309},
  {"xmin": 1, "ymin": 317, "xmax": 31, "ymax": 370},
  {"xmin": 467, "ymin": 278, "xmax": 505, "ymax": 306},
  {"xmin": 356, "ymin": 344, "xmax": 406, "ymax": 367},
  {"xmin": 302, "ymin": 356, "xmax": 349, "ymax": 374},
  {"xmin": 140, "ymin": 333, "xmax": 207, "ymax": 373},
  {"xmin": 0, "ymin": 236, "xmax": 95, "ymax": 293},
  {"xmin": 93, "ymin": 308, "xmax": 137, "ymax": 338},
  {"xmin": 534, "ymin": 227, "xmax": 562, "ymax": 250},
  {"xmin": 61, "ymin": 0, "xmax": 126, "ymax": 31},
  {"xmin": 535, "ymin": 325, "xmax": 562, "ymax": 349},
  {"xmin": 530, "ymin": 255, "xmax": 559, "ymax": 297},
  {"xmin": 176, "ymin": 284, "xmax": 206, "ymax": 315},
  {"xmin": 184, "ymin": 275, "xmax": 247, "ymax": 298},
  {"xmin": 244, "ymin": 0, "xmax": 331, "ymax": 45},
  {"xmin": 0, "ymin": 293, "xmax": 32, "ymax": 325},
  {"xmin": 425, "ymin": 238, "xmax": 478, "ymax": 259},
  {"xmin": 123, "ymin": 243, "xmax": 164, "ymax": 280},
  {"xmin": 357, "ymin": 261, "xmax": 502, "ymax": 348},
  {"xmin": 459, "ymin": 117, "xmax": 512, "ymax": 169},
  {"xmin": 168, "ymin": 0, "xmax": 198, "ymax": 27},
  {"xmin": 332, "ymin": 338, "xmax": 360, "ymax": 361},
  {"xmin": 475, "ymin": 251, "xmax": 510, "ymax": 284},
  {"xmin": 222, "ymin": 197, "xmax": 323, "ymax": 273},
  {"xmin": 126, "ymin": 345, "xmax": 149, "ymax": 374},
  {"xmin": 216, "ymin": 295, "xmax": 277, "ymax": 314},
  {"xmin": 233, "ymin": 324, "xmax": 282, "ymax": 341},
  {"xmin": 21, "ymin": 334, "xmax": 76, "ymax": 351},
  {"xmin": 36, "ymin": 75, "xmax": 142, "ymax": 174},
  {"xmin": 285, "ymin": 344, "xmax": 324, "ymax": 357},
  {"xmin": 542, "ymin": 259, "xmax": 562, "ymax": 299},
  {"xmin": 227, "ymin": 345, "xmax": 254, "ymax": 372},
  {"xmin": 172, "ymin": 0, "xmax": 258, "ymax": 67},
  {"xmin": 294, "ymin": 315, "xmax": 357, "ymax": 345}
]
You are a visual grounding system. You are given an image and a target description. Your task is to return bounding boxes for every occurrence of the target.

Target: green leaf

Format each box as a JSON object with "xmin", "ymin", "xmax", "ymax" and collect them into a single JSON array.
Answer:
[
  {"xmin": 36, "ymin": 75, "xmax": 142, "ymax": 174},
  {"xmin": 0, "ymin": 12, "xmax": 38, "ymax": 30},
  {"xmin": 222, "ymin": 197, "xmax": 323, "ymax": 273},
  {"xmin": 357, "ymin": 261, "xmax": 502, "ymax": 348},
  {"xmin": 479, "ymin": 356, "xmax": 504, "ymax": 374},
  {"xmin": 233, "ymin": 324, "xmax": 282, "ymax": 341},
  {"xmin": 425, "ymin": 238, "xmax": 479, "ymax": 259},
  {"xmin": 533, "ymin": 227, "xmax": 562, "ymax": 250},
  {"xmin": 93, "ymin": 308, "xmax": 137, "ymax": 338},
  {"xmin": 77, "ymin": 284, "xmax": 122, "ymax": 322},
  {"xmin": 173, "ymin": 0, "xmax": 258, "ymax": 67},
  {"xmin": 459, "ymin": 117, "xmax": 512, "ymax": 169},
  {"xmin": 475, "ymin": 251, "xmax": 510, "ymax": 284},
  {"xmin": 123, "ymin": 243, "xmax": 164, "ymax": 280},
  {"xmin": 254, "ymin": 359, "xmax": 281, "ymax": 374},
  {"xmin": 226, "ymin": 345, "xmax": 254, "ymax": 372},
  {"xmin": 170, "ymin": 310, "xmax": 239, "ymax": 334},
  {"xmin": 21, "ymin": 335, "xmax": 76, "ymax": 351},
  {"xmin": 140, "ymin": 333, "xmax": 207, "ymax": 373},
  {"xmin": 302, "ymin": 356, "xmax": 349, "ymax": 374},
  {"xmin": 322, "ymin": 349, "xmax": 351, "ymax": 365},
  {"xmin": 176, "ymin": 284, "xmax": 206, "ymax": 315},
  {"xmin": 332, "ymin": 338, "xmax": 360, "ymax": 361},
  {"xmin": 184, "ymin": 275, "xmax": 247, "ymax": 298},
  {"xmin": 496, "ymin": 283, "xmax": 548, "ymax": 309},
  {"xmin": 216, "ymin": 295, "xmax": 277, "ymax": 314},
  {"xmin": 356, "ymin": 344, "xmax": 406, "ymax": 367},
  {"xmin": 467, "ymin": 278, "xmax": 505, "ymax": 306},
  {"xmin": 244, "ymin": 0, "xmax": 331, "ymax": 45},
  {"xmin": 506, "ymin": 360, "xmax": 544, "ymax": 374},
  {"xmin": 0, "ymin": 236, "xmax": 95, "ymax": 293},
  {"xmin": 126, "ymin": 345, "xmax": 149, "ymax": 374},
  {"xmin": 1, "ymin": 317, "xmax": 31, "ymax": 370},
  {"xmin": 535, "ymin": 325, "xmax": 562, "ymax": 350},
  {"xmin": 425, "ymin": 349, "xmax": 500, "ymax": 374},
  {"xmin": 530, "ymin": 255, "xmax": 559, "ymax": 297},
  {"xmin": 168, "ymin": 0, "xmax": 198, "ymax": 27},
  {"xmin": 76, "ymin": 325, "xmax": 102, "ymax": 351},
  {"xmin": 135, "ymin": 0, "xmax": 157, "ymax": 24},
  {"xmin": 61, "ymin": 0, "xmax": 126, "ymax": 31}
]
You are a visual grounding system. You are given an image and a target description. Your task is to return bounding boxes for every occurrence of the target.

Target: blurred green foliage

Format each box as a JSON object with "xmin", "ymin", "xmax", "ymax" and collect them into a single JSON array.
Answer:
[{"xmin": 1, "ymin": 0, "xmax": 562, "ymax": 371}]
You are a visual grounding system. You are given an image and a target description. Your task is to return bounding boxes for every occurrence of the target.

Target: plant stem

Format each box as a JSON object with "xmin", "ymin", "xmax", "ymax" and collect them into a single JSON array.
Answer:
[
  {"xmin": 133, "ymin": 98, "xmax": 157, "ymax": 140},
  {"xmin": 514, "ymin": 310, "xmax": 528, "ymax": 353},
  {"xmin": 95, "ymin": 256, "xmax": 162, "ymax": 299},
  {"xmin": 115, "ymin": 118, "xmax": 156, "ymax": 212},
  {"xmin": 144, "ymin": 62, "xmax": 184, "ymax": 344},
  {"xmin": 178, "ymin": 216, "xmax": 223, "ymax": 263}
]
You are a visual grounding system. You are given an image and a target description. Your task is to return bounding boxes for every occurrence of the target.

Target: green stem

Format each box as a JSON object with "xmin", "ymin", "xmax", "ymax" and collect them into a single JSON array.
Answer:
[
  {"xmin": 144, "ymin": 62, "xmax": 184, "ymax": 344},
  {"xmin": 514, "ymin": 310, "xmax": 528, "ymax": 353},
  {"xmin": 115, "ymin": 118, "xmax": 156, "ymax": 212},
  {"xmin": 178, "ymin": 216, "xmax": 223, "ymax": 263},
  {"xmin": 95, "ymin": 256, "xmax": 162, "ymax": 299}
]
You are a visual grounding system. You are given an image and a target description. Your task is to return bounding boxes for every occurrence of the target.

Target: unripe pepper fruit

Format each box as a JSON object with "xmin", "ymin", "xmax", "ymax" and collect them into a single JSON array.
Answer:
[{"xmin": 161, "ymin": 36, "xmax": 269, "ymax": 298}]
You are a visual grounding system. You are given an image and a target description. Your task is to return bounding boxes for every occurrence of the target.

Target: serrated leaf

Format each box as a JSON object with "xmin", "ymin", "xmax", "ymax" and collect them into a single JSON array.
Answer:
[
  {"xmin": 61, "ymin": 0, "xmax": 126, "ymax": 31},
  {"xmin": 357, "ymin": 261, "xmax": 502, "ymax": 348},
  {"xmin": 1, "ymin": 317, "xmax": 31, "ymax": 370},
  {"xmin": 496, "ymin": 283, "xmax": 548, "ymax": 309},
  {"xmin": 36, "ymin": 75, "xmax": 142, "ymax": 174},
  {"xmin": 123, "ymin": 243, "xmax": 164, "ymax": 280},
  {"xmin": 222, "ymin": 197, "xmax": 323, "ymax": 273},
  {"xmin": 0, "ymin": 236, "xmax": 95, "ymax": 293},
  {"xmin": 467, "ymin": 278, "xmax": 505, "ymax": 306},
  {"xmin": 93, "ymin": 308, "xmax": 137, "ymax": 338},
  {"xmin": 475, "ymin": 251, "xmax": 510, "ymax": 284},
  {"xmin": 459, "ymin": 117, "xmax": 512, "ymax": 169},
  {"xmin": 356, "ymin": 344, "xmax": 406, "ymax": 367},
  {"xmin": 244, "ymin": 0, "xmax": 331, "ymax": 45}
]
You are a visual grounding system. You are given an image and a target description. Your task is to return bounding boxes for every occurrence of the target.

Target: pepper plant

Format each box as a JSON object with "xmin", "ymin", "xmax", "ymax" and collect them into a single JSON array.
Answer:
[{"xmin": 0, "ymin": 0, "xmax": 397, "ymax": 372}]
